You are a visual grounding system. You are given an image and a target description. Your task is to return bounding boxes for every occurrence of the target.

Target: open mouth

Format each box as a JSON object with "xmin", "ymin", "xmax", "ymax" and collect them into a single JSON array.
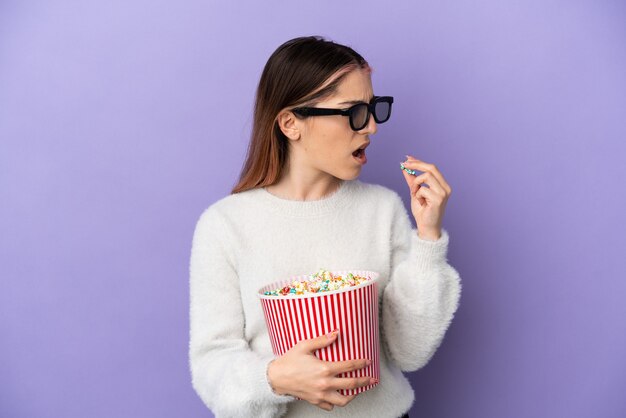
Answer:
[{"xmin": 352, "ymin": 144, "xmax": 368, "ymax": 164}]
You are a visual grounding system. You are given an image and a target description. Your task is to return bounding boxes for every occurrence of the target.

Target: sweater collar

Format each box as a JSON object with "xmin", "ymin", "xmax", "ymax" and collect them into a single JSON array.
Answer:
[{"xmin": 253, "ymin": 179, "xmax": 356, "ymax": 218}]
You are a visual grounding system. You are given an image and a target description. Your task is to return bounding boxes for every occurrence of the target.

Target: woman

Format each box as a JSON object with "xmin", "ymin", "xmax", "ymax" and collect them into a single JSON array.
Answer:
[{"xmin": 189, "ymin": 36, "xmax": 461, "ymax": 418}]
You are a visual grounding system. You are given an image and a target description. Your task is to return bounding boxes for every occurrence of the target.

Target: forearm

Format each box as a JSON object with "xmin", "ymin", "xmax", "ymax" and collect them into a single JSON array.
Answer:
[
  {"xmin": 382, "ymin": 229, "xmax": 462, "ymax": 371},
  {"xmin": 190, "ymin": 341, "xmax": 295, "ymax": 417},
  {"xmin": 189, "ymin": 206, "xmax": 295, "ymax": 417}
]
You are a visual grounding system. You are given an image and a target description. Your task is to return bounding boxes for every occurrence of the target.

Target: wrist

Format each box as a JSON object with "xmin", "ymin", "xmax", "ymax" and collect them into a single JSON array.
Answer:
[
  {"xmin": 417, "ymin": 228, "xmax": 441, "ymax": 241},
  {"xmin": 266, "ymin": 359, "xmax": 287, "ymax": 396}
]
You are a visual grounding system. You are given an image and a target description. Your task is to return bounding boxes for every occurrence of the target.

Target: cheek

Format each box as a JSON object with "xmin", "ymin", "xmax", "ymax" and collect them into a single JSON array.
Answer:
[
  {"xmin": 318, "ymin": 129, "xmax": 349, "ymax": 160},
  {"xmin": 305, "ymin": 119, "xmax": 352, "ymax": 162}
]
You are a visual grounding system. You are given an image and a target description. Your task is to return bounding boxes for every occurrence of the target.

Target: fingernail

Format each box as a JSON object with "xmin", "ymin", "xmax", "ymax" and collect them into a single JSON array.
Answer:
[
  {"xmin": 369, "ymin": 377, "xmax": 379, "ymax": 384},
  {"xmin": 327, "ymin": 329, "xmax": 339, "ymax": 339},
  {"xmin": 366, "ymin": 359, "xmax": 372, "ymax": 365}
]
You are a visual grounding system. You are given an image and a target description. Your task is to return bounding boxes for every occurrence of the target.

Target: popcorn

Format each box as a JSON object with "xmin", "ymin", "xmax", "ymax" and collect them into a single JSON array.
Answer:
[
  {"xmin": 399, "ymin": 162, "xmax": 417, "ymax": 176},
  {"xmin": 263, "ymin": 268, "xmax": 371, "ymax": 297}
]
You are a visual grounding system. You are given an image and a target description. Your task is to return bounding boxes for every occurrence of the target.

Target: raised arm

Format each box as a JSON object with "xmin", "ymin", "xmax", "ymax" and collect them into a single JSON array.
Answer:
[{"xmin": 380, "ymin": 194, "xmax": 462, "ymax": 372}]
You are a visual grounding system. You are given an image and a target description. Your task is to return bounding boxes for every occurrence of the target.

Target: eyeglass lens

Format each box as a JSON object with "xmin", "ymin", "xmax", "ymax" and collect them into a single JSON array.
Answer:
[{"xmin": 351, "ymin": 99, "xmax": 391, "ymax": 129}]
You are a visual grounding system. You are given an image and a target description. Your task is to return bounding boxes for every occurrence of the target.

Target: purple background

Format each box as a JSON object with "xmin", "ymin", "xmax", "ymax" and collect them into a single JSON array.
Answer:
[{"xmin": 1, "ymin": 1, "xmax": 625, "ymax": 417}]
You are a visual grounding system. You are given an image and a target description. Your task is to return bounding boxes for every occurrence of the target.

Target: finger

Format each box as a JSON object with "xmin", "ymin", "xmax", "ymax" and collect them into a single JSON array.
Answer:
[
  {"xmin": 296, "ymin": 329, "xmax": 339, "ymax": 353},
  {"xmin": 406, "ymin": 160, "xmax": 451, "ymax": 195},
  {"xmin": 318, "ymin": 401, "xmax": 334, "ymax": 411},
  {"xmin": 401, "ymin": 164, "xmax": 439, "ymax": 196},
  {"xmin": 403, "ymin": 158, "xmax": 452, "ymax": 195},
  {"xmin": 328, "ymin": 375, "xmax": 375, "ymax": 391},
  {"xmin": 408, "ymin": 172, "xmax": 427, "ymax": 195},
  {"xmin": 326, "ymin": 358, "xmax": 370, "ymax": 375},
  {"xmin": 326, "ymin": 391, "xmax": 358, "ymax": 407},
  {"xmin": 404, "ymin": 173, "xmax": 427, "ymax": 206},
  {"xmin": 403, "ymin": 158, "xmax": 450, "ymax": 194},
  {"xmin": 411, "ymin": 171, "xmax": 446, "ymax": 197},
  {"xmin": 416, "ymin": 184, "xmax": 443, "ymax": 204},
  {"xmin": 400, "ymin": 163, "xmax": 424, "ymax": 191}
]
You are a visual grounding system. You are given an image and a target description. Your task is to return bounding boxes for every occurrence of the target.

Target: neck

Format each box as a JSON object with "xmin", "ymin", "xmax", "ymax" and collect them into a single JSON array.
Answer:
[{"xmin": 265, "ymin": 160, "xmax": 343, "ymax": 201}]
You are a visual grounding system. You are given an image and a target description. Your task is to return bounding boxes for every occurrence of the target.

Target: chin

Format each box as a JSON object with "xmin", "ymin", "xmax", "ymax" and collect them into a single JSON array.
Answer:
[{"xmin": 324, "ymin": 164, "xmax": 362, "ymax": 182}]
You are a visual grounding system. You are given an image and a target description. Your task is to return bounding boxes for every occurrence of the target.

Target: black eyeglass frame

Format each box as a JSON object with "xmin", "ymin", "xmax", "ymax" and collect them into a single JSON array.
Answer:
[{"xmin": 291, "ymin": 95, "xmax": 394, "ymax": 131}]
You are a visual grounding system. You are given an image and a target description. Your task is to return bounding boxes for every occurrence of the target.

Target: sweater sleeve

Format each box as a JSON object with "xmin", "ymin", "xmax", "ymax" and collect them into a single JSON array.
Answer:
[
  {"xmin": 379, "ymin": 194, "xmax": 462, "ymax": 372},
  {"xmin": 189, "ymin": 206, "xmax": 296, "ymax": 418}
]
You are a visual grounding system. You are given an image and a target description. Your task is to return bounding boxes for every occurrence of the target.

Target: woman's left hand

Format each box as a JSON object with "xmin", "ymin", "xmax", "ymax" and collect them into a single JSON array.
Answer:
[{"xmin": 400, "ymin": 155, "xmax": 452, "ymax": 241}]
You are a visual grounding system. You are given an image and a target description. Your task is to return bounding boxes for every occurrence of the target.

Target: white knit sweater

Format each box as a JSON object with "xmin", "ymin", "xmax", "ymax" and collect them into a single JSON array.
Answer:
[{"xmin": 188, "ymin": 178, "xmax": 462, "ymax": 418}]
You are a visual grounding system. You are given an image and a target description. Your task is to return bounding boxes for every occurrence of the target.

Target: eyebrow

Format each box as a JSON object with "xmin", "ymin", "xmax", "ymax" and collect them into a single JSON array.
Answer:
[{"xmin": 337, "ymin": 96, "xmax": 375, "ymax": 105}]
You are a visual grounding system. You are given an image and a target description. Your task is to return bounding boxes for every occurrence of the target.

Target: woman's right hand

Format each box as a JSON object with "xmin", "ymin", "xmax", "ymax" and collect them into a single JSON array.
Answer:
[{"xmin": 266, "ymin": 329, "xmax": 375, "ymax": 411}]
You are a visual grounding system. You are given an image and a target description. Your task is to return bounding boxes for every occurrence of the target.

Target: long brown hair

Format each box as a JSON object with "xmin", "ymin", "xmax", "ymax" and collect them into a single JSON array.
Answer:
[{"xmin": 231, "ymin": 36, "xmax": 370, "ymax": 194}]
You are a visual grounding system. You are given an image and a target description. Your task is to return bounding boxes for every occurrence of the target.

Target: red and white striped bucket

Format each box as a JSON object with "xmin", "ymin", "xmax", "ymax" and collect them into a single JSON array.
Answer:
[{"xmin": 257, "ymin": 270, "xmax": 380, "ymax": 396}]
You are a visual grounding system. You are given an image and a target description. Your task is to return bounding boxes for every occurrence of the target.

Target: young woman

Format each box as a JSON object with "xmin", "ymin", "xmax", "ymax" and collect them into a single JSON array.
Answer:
[{"xmin": 189, "ymin": 36, "xmax": 461, "ymax": 418}]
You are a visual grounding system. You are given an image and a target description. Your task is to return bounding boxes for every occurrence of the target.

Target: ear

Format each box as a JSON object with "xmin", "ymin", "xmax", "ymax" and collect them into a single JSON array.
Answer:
[{"xmin": 276, "ymin": 110, "xmax": 301, "ymax": 141}]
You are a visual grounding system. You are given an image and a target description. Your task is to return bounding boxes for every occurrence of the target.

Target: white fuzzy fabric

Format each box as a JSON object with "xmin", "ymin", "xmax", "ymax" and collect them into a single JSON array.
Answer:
[{"xmin": 189, "ymin": 179, "xmax": 462, "ymax": 418}]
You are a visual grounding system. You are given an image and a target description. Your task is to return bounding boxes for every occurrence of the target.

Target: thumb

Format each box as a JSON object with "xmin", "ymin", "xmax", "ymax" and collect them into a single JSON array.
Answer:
[{"xmin": 298, "ymin": 329, "xmax": 339, "ymax": 353}]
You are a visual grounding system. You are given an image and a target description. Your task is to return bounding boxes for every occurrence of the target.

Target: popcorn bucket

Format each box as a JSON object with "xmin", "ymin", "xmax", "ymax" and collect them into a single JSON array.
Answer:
[{"xmin": 257, "ymin": 270, "xmax": 380, "ymax": 396}]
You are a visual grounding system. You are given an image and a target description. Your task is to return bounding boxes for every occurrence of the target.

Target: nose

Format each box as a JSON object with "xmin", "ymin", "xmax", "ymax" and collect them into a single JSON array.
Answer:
[{"xmin": 360, "ymin": 112, "xmax": 378, "ymax": 135}]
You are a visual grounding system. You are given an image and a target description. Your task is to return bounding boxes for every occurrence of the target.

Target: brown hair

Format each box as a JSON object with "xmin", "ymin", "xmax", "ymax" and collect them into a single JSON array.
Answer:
[{"xmin": 231, "ymin": 36, "xmax": 371, "ymax": 194}]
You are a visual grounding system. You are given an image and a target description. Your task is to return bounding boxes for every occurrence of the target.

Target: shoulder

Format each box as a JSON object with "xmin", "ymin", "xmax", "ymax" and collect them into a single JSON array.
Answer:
[{"xmin": 194, "ymin": 187, "xmax": 262, "ymax": 229}]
